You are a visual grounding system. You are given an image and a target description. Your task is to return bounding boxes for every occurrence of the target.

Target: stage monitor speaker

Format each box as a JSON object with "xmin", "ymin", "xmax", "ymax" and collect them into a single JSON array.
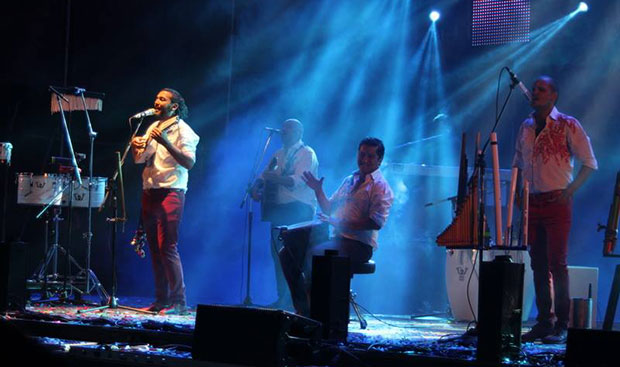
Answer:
[
  {"xmin": 565, "ymin": 328, "xmax": 620, "ymax": 367},
  {"xmin": 477, "ymin": 255, "xmax": 524, "ymax": 364},
  {"xmin": 310, "ymin": 251, "xmax": 351, "ymax": 342},
  {"xmin": 192, "ymin": 304, "xmax": 321, "ymax": 367},
  {"xmin": 0, "ymin": 241, "xmax": 26, "ymax": 312}
]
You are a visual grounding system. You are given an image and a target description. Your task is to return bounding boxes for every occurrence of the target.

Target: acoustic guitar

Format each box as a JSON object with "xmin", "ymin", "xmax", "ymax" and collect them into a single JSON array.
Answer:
[{"xmin": 261, "ymin": 156, "xmax": 279, "ymax": 222}]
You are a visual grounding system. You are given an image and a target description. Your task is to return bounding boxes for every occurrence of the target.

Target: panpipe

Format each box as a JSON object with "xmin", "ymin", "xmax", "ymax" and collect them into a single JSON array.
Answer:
[
  {"xmin": 436, "ymin": 133, "xmax": 489, "ymax": 248},
  {"xmin": 436, "ymin": 167, "xmax": 487, "ymax": 248}
]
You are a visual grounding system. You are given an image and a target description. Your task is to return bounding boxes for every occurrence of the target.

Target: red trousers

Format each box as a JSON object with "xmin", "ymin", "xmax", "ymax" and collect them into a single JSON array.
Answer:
[
  {"xmin": 528, "ymin": 190, "xmax": 572, "ymax": 328},
  {"xmin": 141, "ymin": 189, "xmax": 186, "ymax": 306}
]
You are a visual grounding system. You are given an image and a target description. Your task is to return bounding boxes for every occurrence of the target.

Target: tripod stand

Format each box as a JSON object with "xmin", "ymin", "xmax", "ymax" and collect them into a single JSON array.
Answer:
[{"xmin": 28, "ymin": 87, "xmax": 108, "ymax": 303}]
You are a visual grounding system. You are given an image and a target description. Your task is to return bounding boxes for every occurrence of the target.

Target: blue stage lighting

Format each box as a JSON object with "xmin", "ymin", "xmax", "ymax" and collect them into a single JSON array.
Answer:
[
  {"xmin": 429, "ymin": 11, "xmax": 440, "ymax": 22},
  {"xmin": 578, "ymin": 2, "xmax": 588, "ymax": 12}
]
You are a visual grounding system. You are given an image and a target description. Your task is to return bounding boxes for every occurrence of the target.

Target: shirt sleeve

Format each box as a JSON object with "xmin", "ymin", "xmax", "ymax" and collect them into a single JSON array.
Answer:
[
  {"xmin": 567, "ymin": 118, "xmax": 598, "ymax": 170},
  {"xmin": 368, "ymin": 180, "xmax": 394, "ymax": 228},
  {"xmin": 178, "ymin": 123, "xmax": 200, "ymax": 161}
]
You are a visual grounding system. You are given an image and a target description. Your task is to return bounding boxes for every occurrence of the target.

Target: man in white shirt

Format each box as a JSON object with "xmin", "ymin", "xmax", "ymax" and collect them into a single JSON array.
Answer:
[
  {"xmin": 280, "ymin": 137, "xmax": 394, "ymax": 316},
  {"xmin": 131, "ymin": 88, "xmax": 199, "ymax": 315},
  {"xmin": 251, "ymin": 119, "xmax": 318, "ymax": 309},
  {"xmin": 514, "ymin": 77, "xmax": 597, "ymax": 344}
]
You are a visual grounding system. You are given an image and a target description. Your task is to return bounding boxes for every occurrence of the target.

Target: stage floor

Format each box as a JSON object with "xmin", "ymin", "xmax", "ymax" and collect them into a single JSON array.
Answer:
[{"xmin": 2, "ymin": 297, "xmax": 569, "ymax": 367}]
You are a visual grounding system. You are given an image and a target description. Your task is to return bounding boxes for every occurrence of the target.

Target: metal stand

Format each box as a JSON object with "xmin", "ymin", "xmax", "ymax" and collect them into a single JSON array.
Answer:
[
  {"xmin": 239, "ymin": 129, "xmax": 277, "ymax": 306},
  {"xmin": 80, "ymin": 152, "xmax": 154, "ymax": 314},
  {"xmin": 0, "ymin": 146, "xmax": 10, "ymax": 243},
  {"xmin": 28, "ymin": 87, "xmax": 108, "ymax": 303}
]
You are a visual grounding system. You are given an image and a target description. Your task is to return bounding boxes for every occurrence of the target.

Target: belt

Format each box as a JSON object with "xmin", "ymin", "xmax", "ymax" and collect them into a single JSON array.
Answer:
[
  {"xmin": 145, "ymin": 188, "xmax": 185, "ymax": 193},
  {"xmin": 529, "ymin": 189, "xmax": 563, "ymax": 200}
]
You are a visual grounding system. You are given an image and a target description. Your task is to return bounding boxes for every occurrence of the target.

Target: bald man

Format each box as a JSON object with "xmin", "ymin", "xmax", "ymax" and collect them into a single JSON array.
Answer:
[
  {"xmin": 251, "ymin": 119, "xmax": 319, "ymax": 309},
  {"xmin": 514, "ymin": 76, "xmax": 597, "ymax": 344}
]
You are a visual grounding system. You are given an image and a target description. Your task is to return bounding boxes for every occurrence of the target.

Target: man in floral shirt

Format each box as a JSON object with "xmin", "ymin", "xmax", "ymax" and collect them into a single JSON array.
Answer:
[{"xmin": 514, "ymin": 76, "xmax": 597, "ymax": 344}]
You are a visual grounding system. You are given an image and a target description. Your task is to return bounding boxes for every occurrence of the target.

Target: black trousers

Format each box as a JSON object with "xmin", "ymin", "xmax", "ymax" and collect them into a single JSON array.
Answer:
[{"xmin": 268, "ymin": 201, "xmax": 314, "ymax": 302}]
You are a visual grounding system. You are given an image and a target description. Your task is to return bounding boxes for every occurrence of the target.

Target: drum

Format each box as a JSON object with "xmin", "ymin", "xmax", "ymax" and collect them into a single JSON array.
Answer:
[
  {"xmin": 16, "ymin": 173, "xmax": 67, "ymax": 206},
  {"xmin": 0, "ymin": 142, "xmax": 12, "ymax": 164},
  {"xmin": 445, "ymin": 248, "xmax": 534, "ymax": 322},
  {"xmin": 61, "ymin": 177, "xmax": 108, "ymax": 208}
]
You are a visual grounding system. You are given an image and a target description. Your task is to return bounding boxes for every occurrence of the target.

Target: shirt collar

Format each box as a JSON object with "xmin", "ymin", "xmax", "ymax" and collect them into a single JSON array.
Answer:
[
  {"xmin": 548, "ymin": 106, "xmax": 560, "ymax": 121},
  {"xmin": 353, "ymin": 167, "xmax": 382, "ymax": 181},
  {"xmin": 285, "ymin": 140, "xmax": 303, "ymax": 153},
  {"xmin": 528, "ymin": 106, "xmax": 560, "ymax": 122}
]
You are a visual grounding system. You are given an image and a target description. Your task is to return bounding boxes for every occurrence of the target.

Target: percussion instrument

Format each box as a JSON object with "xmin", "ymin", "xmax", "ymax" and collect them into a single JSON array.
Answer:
[
  {"xmin": 445, "ymin": 248, "xmax": 534, "ymax": 322},
  {"xmin": 0, "ymin": 142, "xmax": 12, "ymax": 164},
  {"xmin": 17, "ymin": 173, "xmax": 67, "ymax": 206},
  {"xmin": 61, "ymin": 177, "xmax": 108, "ymax": 208}
]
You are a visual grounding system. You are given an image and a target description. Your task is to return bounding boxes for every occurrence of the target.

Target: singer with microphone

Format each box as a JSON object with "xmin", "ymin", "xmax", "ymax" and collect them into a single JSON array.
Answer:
[
  {"xmin": 513, "ymin": 76, "xmax": 597, "ymax": 344},
  {"xmin": 250, "ymin": 118, "xmax": 319, "ymax": 310},
  {"xmin": 131, "ymin": 88, "xmax": 200, "ymax": 315}
]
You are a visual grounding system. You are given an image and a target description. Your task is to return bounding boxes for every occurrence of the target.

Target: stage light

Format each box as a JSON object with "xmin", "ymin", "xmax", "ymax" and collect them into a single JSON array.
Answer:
[
  {"xmin": 578, "ymin": 2, "xmax": 588, "ymax": 12},
  {"xmin": 429, "ymin": 11, "xmax": 440, "ymax": 22}
]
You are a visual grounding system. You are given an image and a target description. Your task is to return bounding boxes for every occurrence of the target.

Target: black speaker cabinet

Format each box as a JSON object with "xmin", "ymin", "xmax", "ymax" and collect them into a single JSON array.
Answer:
[
  {"xmin": 566, "ymin": 328, "xmax": 620, "ymax": 367},
  {"xmin": 192, "ymin": 304, "xmax": 321, "ymax": 367},
  {"xmin": 477, "ymin": 256, "xmax": 524, "ymax": 363},
  {"xmin": 310, "ymin": 251, "xmax": 351, "ymax": 342},
  {"xmin": 0, "ymin": 241, "xmax": 26, "ymax": 312}
]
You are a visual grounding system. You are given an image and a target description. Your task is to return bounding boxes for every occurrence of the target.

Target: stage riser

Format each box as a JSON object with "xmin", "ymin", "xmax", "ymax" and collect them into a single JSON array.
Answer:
[{"xmin": 8, "ymin": 319, "xmax": 193, "ymax": 347}]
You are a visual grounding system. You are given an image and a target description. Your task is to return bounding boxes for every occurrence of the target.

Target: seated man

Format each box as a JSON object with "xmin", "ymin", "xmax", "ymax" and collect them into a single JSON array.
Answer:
[{"xmin": 279, "ymin": 137, "xmax": 394, "ymax": 316}]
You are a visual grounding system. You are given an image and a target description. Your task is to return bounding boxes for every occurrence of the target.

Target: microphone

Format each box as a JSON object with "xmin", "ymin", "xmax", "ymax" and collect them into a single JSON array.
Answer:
[
  {"xmin": 73, "ymin": 86, "xmax": 86, "ymax": 95},
  {"xmin": 506, "ymin": 67, "xmax": 532, "ymax": 102},
  {"xmin": 131, "ymin": 108, "xmax": 156, "ymax": 119},
  {"xmin": 265, "ymin": 127, "xmax": 281, "ymax": 133}
]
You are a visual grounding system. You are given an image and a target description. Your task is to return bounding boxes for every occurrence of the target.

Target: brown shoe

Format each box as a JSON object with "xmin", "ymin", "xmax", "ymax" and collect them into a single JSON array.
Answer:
[
  {"xmin": 161, "ymin": 304, "xmax": 189, "ymax": 316},
  {"xmin": 142, "ymin": 303, "xmax": 170, "ymax": 312}
]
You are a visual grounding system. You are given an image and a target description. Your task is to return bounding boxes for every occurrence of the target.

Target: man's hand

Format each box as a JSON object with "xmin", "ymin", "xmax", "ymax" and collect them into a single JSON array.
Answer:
[
  {"xmin": 302, "ymin": 171, "xmax": 324, "ymax": 192},
  {"xmin": 149, "ymin": 127, "xmax": 170, "ymax": 147},
  {"xmin": 131, "ymin": 136, "xmax": 146, "ymax": 150},
  {"xmin": 250, "ymin": 180, "xmax": 264, "ymax": 201},
  {"xmin": 317, "ymin": 213, "xmax": 340, "ymax": 228},
  {"xmin": 553, "ymin": 188, "xmax": 574, "ymax": 204}
]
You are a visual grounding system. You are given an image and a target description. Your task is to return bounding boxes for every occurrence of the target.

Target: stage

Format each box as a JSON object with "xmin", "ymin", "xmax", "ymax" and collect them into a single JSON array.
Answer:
[
  {"xmin": 2, "ymin": 1, "xmax": 620, "ymax": 366},
  {"xmin": 1, "ymin": 296, "xmax": 572, "ymax": 367}
]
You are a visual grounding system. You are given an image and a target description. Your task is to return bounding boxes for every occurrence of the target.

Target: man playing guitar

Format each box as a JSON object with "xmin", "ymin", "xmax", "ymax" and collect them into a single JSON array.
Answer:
[
  {"xmin": 131, "ymin": 88, "xmax": 199, "ymax": 315},
  {"xmin": 251, "ymin": 119, "xmax": 318, "ymax": 310}
]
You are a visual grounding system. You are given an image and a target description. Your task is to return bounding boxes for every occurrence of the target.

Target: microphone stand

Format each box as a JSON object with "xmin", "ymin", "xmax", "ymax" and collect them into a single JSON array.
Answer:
[
  {"xmin": 239, "ymin": 129, "xmax": 277, "ymax": 306},
  {"xmin": 463, "ymin": 67, "xmax": 519, "ymax": 337},
  {"xmin": 79, "ymin": 152, "xmax": 155, "ymax": 314},
  {"xmin": 38, "ymin": 88, "xmax": 84, "ymax": 301},
  {"xmin": 67, "ymin": 88, "xmax": 109, "ymax": 303},
  {"xmin": 98, "ymin": 117, "xmax": 146, "ymax": 212}
]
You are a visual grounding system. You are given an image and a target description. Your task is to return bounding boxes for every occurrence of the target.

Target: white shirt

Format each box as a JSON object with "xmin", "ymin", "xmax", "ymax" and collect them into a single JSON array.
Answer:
[
  {"xmin": 262, "ymin": 140, "xmax": 318, "ymax": 208},
  {"xmin": 134, "ymin": 118, "xmax": 200, "ymax": 191},
  {"xmin": 329, "ymin": 168, "xmax": 394, "ymax": 250},
  {"xmin": 512, "ymin": 107, "xmax": 598, "ymax": 193}
]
